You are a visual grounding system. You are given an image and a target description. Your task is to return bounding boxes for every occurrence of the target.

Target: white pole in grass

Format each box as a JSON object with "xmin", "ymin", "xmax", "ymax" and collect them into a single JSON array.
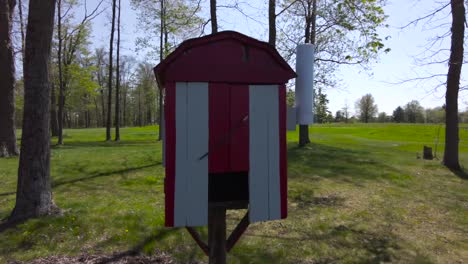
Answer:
[{"xmin": 295, "ymin": 44, "xmax": 315, "ymax": 125}]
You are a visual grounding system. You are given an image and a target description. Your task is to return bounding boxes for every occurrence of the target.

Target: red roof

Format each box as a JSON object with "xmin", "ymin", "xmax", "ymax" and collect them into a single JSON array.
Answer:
[{"xmin": 154, "ymin": 31, "xmax": 296, "ymax": 87}]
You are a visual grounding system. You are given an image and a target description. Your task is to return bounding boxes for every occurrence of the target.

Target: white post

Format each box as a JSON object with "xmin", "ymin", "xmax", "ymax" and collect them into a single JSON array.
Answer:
[{"xmin": 295, "ymin": 44, "xmax": 315, "ymax": 125}]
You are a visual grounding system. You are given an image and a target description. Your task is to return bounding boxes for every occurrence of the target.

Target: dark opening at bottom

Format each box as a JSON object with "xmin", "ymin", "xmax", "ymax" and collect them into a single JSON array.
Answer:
[{"xmin": 209, "ymin": 171, "xmax": 249, "ymax": 208}]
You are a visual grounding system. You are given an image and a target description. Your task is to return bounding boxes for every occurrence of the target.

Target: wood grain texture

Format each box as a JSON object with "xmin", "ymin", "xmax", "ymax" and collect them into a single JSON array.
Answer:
[
  {"xmin": 174, "ymin": 82, "xmax": 209, "ymax": 227},
  {"xmin": 248, "ymin": 85, "xmax": 281, "ymax": 222}
]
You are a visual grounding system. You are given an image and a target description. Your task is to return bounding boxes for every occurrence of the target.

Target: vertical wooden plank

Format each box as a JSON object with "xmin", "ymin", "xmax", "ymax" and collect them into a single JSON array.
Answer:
[
  {"xmin": 164, "ymin": 83, "xmax": 176, "ymax": 227},
  {"xmin": 186, "ymin": 82, "xmax": 209, "ymax": 226},
  {"xmin": 229, "ymin": 85, "xmax": 249, "ymax": 172},
  {"xmin": 267, "ymin": 85, "xmax": 281, "ymax": 220},
  {"xmin": 249, "ymin": 85, "xmax": 281, "ymax": 222},
  {"xmin": 209, "ymin": 83, "xmax": 230, "ymax": 173},
  {"xmin": 249, "ymin": 85, "xmax": 271, "ymax": 222},
  {"xmin": 174, "ymin": 82, "xmax": 188, "ymax": 226}
]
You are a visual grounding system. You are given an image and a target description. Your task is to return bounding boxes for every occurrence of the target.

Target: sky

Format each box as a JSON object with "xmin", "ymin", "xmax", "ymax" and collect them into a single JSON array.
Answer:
[{"xmin": 84, "ymin": 0, "xmax": 467, "ymax": 116}]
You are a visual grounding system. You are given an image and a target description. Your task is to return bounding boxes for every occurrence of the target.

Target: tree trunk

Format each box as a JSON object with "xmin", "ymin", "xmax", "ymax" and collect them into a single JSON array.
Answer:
[
  {"xmin": 9, "ymin": 0, "xmax": 59, "ymax": 222},
  {"xmin": 268, "ymin": 0, "xmax": 276, "ymax": 46},
  {"xmin": 443, "ymin": 0, "xmax": 464, "ymax": 171},
  {"xmin": 100, "ymin": 89, "xmax": 105, "ymax": 127},
  {"xmin": 123, "ymin": 86, "xmax": 127, "ymax": 127},
  {"xmin": 210, "ymin": 0, "xmax": 217, "ymax": 33},
  {"xmin": 138, "ymin": 88, "xmax": 142, "ymax": 127},
  {"xmin": 50, "ymin": 76, "xmax": 59, "ymax": 136},
  {"xmin": 0, "ymin": 0, "xmax": 19, "ymax": 157},
  {"xmin": 94, "ymin": 97, "xmax": 100, "ymax": 127},
  {"xmin": 157, "ymin": 0, "xmax": 165, "ymax": 140},
  {"xmin": 56, "ymin": 0, "xmax": 65, "ymax": 145},
  {"xmin": 18, "ymin": 0, "xmax": 25, "ymax": 72},
  {"xmin": 114, "ymin": 0, "xmax": 121, "ymax": 141},
  {"xmin": 106, "ymin": 0, "xmax": 117, "ymax": 141}
]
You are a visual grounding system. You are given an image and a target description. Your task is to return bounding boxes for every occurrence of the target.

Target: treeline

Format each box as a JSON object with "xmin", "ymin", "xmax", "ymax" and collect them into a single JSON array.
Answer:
[
  {"xmin": 305, "ymin": 92, "xmax": 468, "ymax": 124},
  {"xmin": 13, "ymin": 1, "xmax": 160, "ymax": 131},
  {"xmin": 14, "ymin": 56, "xmax": 159, "ymax": 130}
]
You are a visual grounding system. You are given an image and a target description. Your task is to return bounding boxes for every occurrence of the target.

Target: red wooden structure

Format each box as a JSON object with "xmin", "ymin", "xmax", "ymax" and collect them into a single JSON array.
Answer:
[{"xmin": 154, "ymin": 31, "xmax": 296, "ymax": 262}]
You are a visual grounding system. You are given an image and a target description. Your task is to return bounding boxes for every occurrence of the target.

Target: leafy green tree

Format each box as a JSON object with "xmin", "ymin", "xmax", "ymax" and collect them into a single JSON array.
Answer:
[
  {"xmin": 286, "ymin": 88, "xmax": 295, "ymax": 107},
  {"xmin": 277, "ymin": 0, "xmax": 390, "ymax": 87},
  {"xmin": 314, "ymin": 87, "xmax": 331, "ymax": 123},
  {"xmin": 335, "ymin": 110, "xmax": 344, "ymax": 122},
  {"xmin": 131, "ymin": 0, "xmax": 204, "ymax": 60},
  {"xmin": 276, "ymin": 0, "xmax": 389, "ymax": 144},
  {"xmin": 425, "ymin": 106, "xmax": 445, "ymax": 123},
  {"xmin": 133, "ymin": 62, "xmax": 157, "ymax": 127},
  {"xmin": 392, "ymin": 106, "xmax": 404, "ymax": 123},
  {"xmin": 377, "ymin": 112, "xmax": 387, "ymax": 123},
  {"xmin": 341, "ymin": 101, "xmax": 350, "ymax": 123},
  {"xmin": 404, "ymin": 100, "xmax": 425, "ymax": 123},
  {"xmin": 55, "ymin": 0, "xmax": 102, "ymax": 144},
  {"xmin": 355, "ymin": 93, "xmax": 378, "ymax": 123},
  {"xmin": 131, "ymin": 0, "xmax": 203, "ymax": 140}
]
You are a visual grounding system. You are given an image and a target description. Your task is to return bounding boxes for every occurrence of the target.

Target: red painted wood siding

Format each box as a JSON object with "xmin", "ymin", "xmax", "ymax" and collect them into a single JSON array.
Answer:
[
  {"xmin": 209, "ymin": 83, "xmax": 249, "ymax": 173},
  {"xmin": 161, "ymin": 38, "xmax": 294, "ymax": 85},
  {"xmin": 164, "ymin": 82, "xmax": 176, "ymax": 227}
]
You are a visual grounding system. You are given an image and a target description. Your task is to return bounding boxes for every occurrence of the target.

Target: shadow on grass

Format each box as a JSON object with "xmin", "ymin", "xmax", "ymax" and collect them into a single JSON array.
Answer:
[
  {"xmin": 52, "ymin": 162, "xmax": 161, "ymax": 188},
  {"xmin": 0, "ymin": 191, "xmax": 15, "ymax": 197},
  {"xmin": 242, "ymin": 224, "xmax": 404, "ymax": 263},
  {"xmin": 0, "ymin": 163, "xmax": 161, "ymax": 201},
  {"xmin": 51, "ymin": 140, "xmax": 158, "ymax": 149},
  {"xmin": 288, "ymin": 142, "xmax": 404, "ymax": 185},
  {"xmin": 450, "ymin": 168, "xmax": 468, "ymax": 180},
  {"xmin": 94, "ymin": 228, "xmax": 178, "ymax": 264},
  {"xmin": 0, "ymin": 219, "xmax": 24, "ymax": 233}
]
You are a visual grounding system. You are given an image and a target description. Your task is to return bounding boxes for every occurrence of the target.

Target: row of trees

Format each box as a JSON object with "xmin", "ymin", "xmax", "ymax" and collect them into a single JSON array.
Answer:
[
  {"xmin": 9, "ymin": 1, "xmax": 161, "ymax": 140},
  {"xmin": 309, "ymin": 92, "xmax": 467, "ymax": 124}
]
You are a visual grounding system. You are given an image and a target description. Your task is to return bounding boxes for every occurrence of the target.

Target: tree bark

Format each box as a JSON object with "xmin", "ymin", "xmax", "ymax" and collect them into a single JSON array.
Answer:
[
  {"xmin": 157, "ymin": 0, "xmax": 164, "ymax": 140},
  {"xmin": 123, "ymin": 86, "xmax": 127, "ymax": 127},
  {"xmin": 210, "ymin": 0, "xmax": 217, "ymax": 33},
  {"xmin": 18, "ymin": 0, "xmax": 25, "ymax": 71},
  {"xmin": 50, "ymin": 76, "xmax": 59, "ymax": 136},
  {"xmin": 443, "ymin": 0, "xmax": 464, "ymax": 171},
  {"xmin": 100, "ymin": 89, "xmax": 105, "ymax": 127},
  {"xmin": 94, "ymin": 97, "xmax": 100, "ymax": 127},
  {"xmin": 9, "ymin": 0, "xmax": 59, "ymax": 222},
  {"xmin": 268, "ymin": 0, "xmax": 276, "ymax": 46},
  {"xmin": 106, "ymin": 0, "xmax": 117, "ymax": 141},
  {"xmin": 56, "ymin": 0, "xmax": 65, "ymax": 145},
  {"xmin": 0, "ymin": 0, "xmax": 19, "ymax": 157},
  {"xmin": 114, "ymin": 0, "xmax": 121, "ymax": 141}
]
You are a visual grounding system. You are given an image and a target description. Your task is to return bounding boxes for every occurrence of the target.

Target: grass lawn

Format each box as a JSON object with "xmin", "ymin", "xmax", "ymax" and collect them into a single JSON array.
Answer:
[{"xmin": 0, "ymin": 124, "xmax": 467, "ymax": 263}]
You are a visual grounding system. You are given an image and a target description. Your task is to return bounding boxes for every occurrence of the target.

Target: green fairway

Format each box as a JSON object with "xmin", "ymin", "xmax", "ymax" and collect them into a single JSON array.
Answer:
[{"xmin": 0, "ymin": 124, "xmax": 467, "ymax": 263}]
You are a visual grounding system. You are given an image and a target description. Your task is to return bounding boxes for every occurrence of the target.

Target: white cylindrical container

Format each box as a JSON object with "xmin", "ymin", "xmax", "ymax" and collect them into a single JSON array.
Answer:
[{"xmin": 295, "ymin": 44, "xmax": 314, "ymax": 124}]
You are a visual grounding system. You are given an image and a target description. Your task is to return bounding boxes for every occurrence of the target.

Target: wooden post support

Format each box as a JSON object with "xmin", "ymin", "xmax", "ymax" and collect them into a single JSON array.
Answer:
[
  {"xmin": 185, "ymin": 207, "xmax": 250, "ymax": 263},
  {"xmin": 186, "ymin": 227, "xmax": 209, "ymax": 256},
  {"xmin": 208, "ymin": 206, "xmax": 227, "ymax": 264}
]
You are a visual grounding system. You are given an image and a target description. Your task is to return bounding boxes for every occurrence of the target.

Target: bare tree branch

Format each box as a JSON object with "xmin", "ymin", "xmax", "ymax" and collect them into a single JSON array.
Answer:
[{"xmin": 399, "ymin": 3, "xmax": 450, "ymax": 29}]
